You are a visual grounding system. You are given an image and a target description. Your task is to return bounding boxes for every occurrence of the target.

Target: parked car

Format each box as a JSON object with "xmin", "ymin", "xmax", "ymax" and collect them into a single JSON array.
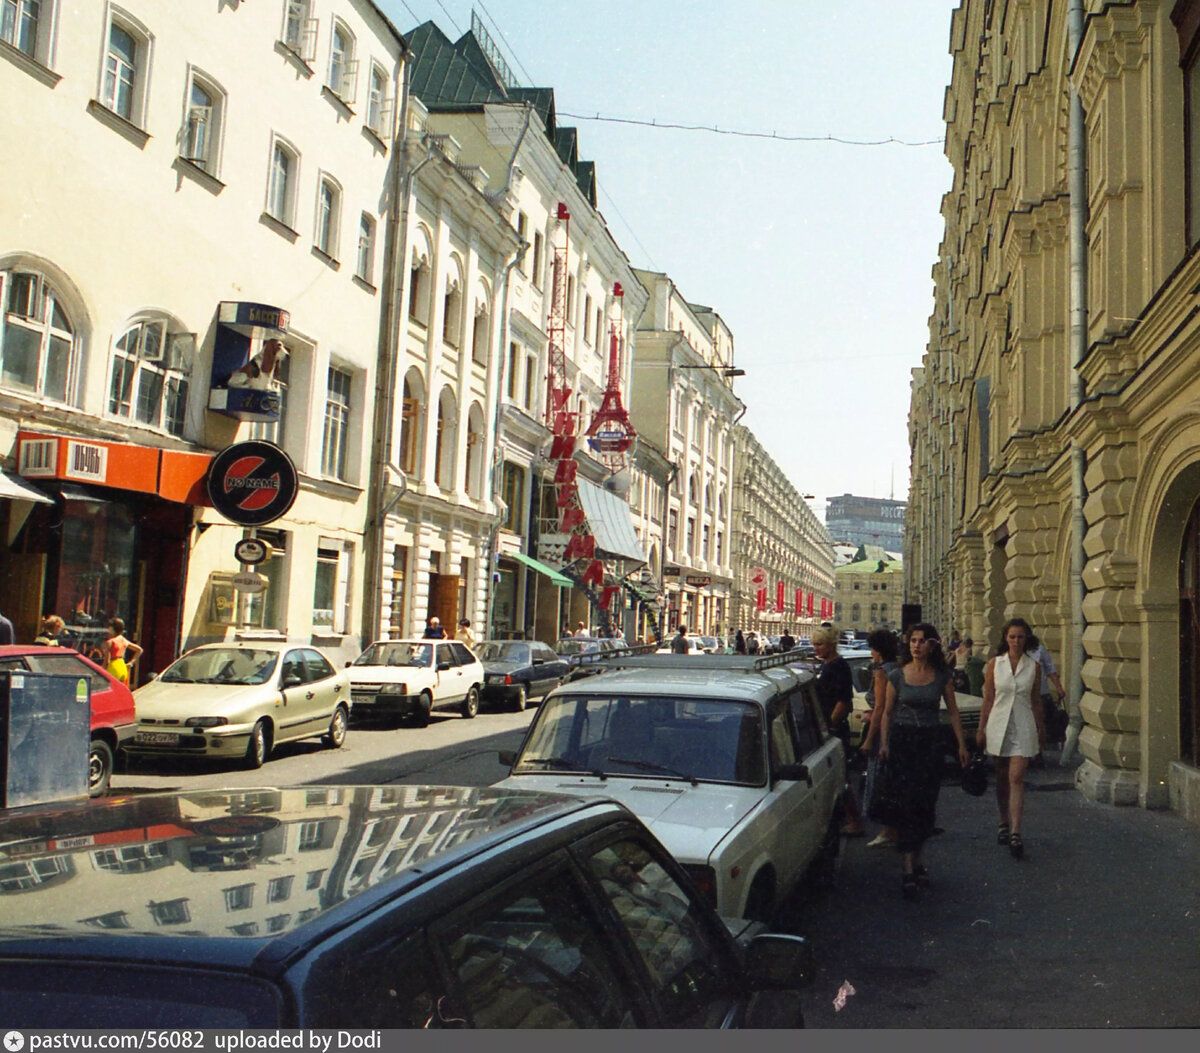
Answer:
[
  {"xmin": 0, "ymin": 785, "xmax": 815, "ymax": 1028},
  {"xmin": 126, "ymin": 642, "xmax": 349, "ymax": 769},
  {"xmin": 497, "ymin": 652, "xmax": 846, "ymax": 922},
  {"xmin": 0, "ymin": 644, "xmax": 136, "ymax": 797},
  {"xmin": 554, "ymin": 636, "xmax": 627, "ymax": 659},
  {"xmin": 347, "ymin": 639, "xmax": 484, "ymax": 725},
  {"xmin": 477, "ymin": 639, "xmax": 570, "ymax": 711},
  {"xmin": 694, "ymin": 635, "xmax": 720, "ymax": 654}
]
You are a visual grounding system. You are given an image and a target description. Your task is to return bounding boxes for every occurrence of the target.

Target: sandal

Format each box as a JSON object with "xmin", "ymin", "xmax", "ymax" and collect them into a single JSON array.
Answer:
[
  {"xmin": 901, "ymin": 873, "xmax": 919, "ymax": 900},
  {"xmin": 997, "ymin": 822, "xmax": 1011, "ymax": 845},
  {"xmin": 914, "ymin": 864, "xmax": 930, "ymax": 888},
  {"xmin": 1009, "ymin": 832, "xmax": 1024, "ymax": 859}
]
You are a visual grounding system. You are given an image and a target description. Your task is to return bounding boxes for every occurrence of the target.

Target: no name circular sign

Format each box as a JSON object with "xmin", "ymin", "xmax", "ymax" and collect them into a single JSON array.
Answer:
[{"xmin": 207, "ymin": 440, "xmax": 298, "ymax": 526}]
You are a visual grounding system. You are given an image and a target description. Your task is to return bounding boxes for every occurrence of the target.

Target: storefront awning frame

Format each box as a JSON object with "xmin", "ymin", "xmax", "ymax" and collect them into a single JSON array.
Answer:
[{"xmin": 511, "ymin": 551, "xmax": 574, "ymax": 589}]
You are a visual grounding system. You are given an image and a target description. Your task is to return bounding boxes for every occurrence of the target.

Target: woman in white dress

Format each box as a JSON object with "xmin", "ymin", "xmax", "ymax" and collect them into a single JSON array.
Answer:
[{"xmin": 976, "ymin": 618, "xmax": 1045, "ymax": 858}]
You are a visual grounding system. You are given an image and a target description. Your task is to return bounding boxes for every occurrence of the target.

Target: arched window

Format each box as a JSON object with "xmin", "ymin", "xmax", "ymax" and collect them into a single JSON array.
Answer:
[
  {"xmin": 471, "ymin": 280, "xmax": 491, "ymax": 365},
  {"xmin": 408, "ymin": 238, "xmax": 431, "ymax": 326},
  {"xmin": 109, "ymin": 315, "xmax": 193, "ymax": 436},
  {"xmin": 0, "ymin": 268, "xmax": 78, "ymax": 404},
  {"xmin": 434, "ymin": 386, "xmax": 457, "ymax": 489},
  {"xmin": 465, "ymin": 402, "xmax": 485, "ymax": 499},
  {"xmin": 398, "ymin": 368, "xmax": 424, "ymax": 477},
  {"xmin": 442, "ymin": 267, "xmax": 462, "ymax": 348}
]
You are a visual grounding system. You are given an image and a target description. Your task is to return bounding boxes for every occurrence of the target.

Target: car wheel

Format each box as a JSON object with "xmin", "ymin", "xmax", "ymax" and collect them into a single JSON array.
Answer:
[
  {"xmin": 743, "ymin": 871, "xmax": 775, "ymax": 923},
  {"xmin": 412, "ymin": 692, "xmax": 433, "ymax": 728},
  {"xmin": 324, "ymin": 704, "xmax": 349, "ymax": 748},
  {"xmin": 512, "ymin": 684, "xmax": 527, "ymax": 712},
  {"xmin": 244, "ymin": 720, "xmax": 270, "ymax": 769},
  {"xmin": 88, "ymin": 738, "xmax": 114, "ymax": 797},
  {"xmin": 461, "ymin": 686, "xmax": 479, "ymax": 719}
]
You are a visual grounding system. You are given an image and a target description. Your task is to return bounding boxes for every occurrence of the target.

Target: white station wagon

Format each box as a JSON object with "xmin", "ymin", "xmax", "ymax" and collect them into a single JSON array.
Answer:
[
  {"xmin": 497, "ymin": 653, "xmax": 846, "ymax": 921},
  {"xmin": 347, "ymin": 639, "xmax": 484, "ymax": 726}
]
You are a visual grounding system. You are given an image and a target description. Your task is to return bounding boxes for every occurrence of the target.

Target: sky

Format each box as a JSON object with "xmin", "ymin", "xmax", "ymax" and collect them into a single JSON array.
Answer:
[{"xmin": 378, "ymin": 0, "xmax": 958, "ymax": 513}]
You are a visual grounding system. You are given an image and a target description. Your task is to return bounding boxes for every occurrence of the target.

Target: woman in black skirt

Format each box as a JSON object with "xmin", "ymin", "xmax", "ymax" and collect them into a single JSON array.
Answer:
[{"xmin": 877, "ymin": 622, "xmax": 971, "ymax": 899}]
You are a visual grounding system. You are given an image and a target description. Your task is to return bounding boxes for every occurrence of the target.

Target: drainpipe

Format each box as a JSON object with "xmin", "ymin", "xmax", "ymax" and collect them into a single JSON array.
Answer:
[
  {"xmin": 1061, "ymin": 0, "xmax": 1088, "ymax": 765},
  {"xmin": 362, "ymin": 59, "xmax": 437, "ymax": 644}
]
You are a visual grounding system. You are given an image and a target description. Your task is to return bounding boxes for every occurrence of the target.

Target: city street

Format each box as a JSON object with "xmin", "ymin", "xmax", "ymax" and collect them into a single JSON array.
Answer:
[{"xmin": 109, "ymin": 713, "xmax": 1200, "ymax": 1030}]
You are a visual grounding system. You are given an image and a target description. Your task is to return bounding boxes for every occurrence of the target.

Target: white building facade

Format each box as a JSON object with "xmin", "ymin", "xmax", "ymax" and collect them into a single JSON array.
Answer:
[{"xmin": 0, "ymin": 0, "xmax": 404, "ymax": 669}]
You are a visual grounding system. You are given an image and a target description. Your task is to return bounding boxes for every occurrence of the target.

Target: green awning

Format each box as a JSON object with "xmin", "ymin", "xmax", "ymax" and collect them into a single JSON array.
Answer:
[{"xmin": 512, "ymin": 551, "xmax": 574, "ymax": 589}]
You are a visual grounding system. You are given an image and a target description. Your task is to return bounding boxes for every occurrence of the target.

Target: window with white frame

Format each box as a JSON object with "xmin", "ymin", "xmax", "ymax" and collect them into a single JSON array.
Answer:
[
  {"xmin": 313, "ymin": 540, "xmax": 350, "ymax": 633},
  {"xmin": 583, "ymin": 293, "xmax": 593, "ymax": 344},
  {"xmin": 327, "ymin": 20, "xmax": 356, "ymax": 102},
  {"xmin": 0, "ymin": 269, "xmax": 76, "ymax": 404},
  {"xmin": 532, "ymin": 231, "xmax": 544, "ymax": 289},
  {"xmin": 398, "ymin": 371, "xmax": 422, "ymax": 476},
  {"xmin": 408, "ymin": 250, "xmax": 430, "ymax": 325},
  {"xmin": 239, "ymin": 528, "xmax": 287, "ymax": 629},
  {"xmin": 367, "ymin": 62, "xmax": 390, "ymax": 136},
  {"xmin": 465, "ymin": 403, "xmax": 485, "ymax": 499},
  {"xmin": 434, "ymin": 387, "xmax": 457, "ymax": 490},
  {"xmin": 516, "ymin": 212, "xmax": 528, "ymax": 272},
  {"xmin": 506, "ymin": 341, "xmax": 519, "ymax": 399},
  {"xmin": 471, "ymin": 301, "xmax": 488, "ymax": 365},
  {"xmin": 181, "ymin": 72, "xmax": 224, "ymax": 175},
  {"xmin": 523, "ymin": 352, "xmax": 536, "ymax": 411},
  {"xmin": 267, "ymin": 137, "xmax": 299, "ymax": 227},
  {"xmin": 109, "ymin": 317, "xmax": 193, "ymax": 437},
  {"xmin": 101, "ymin": 12, "xmax": 151, "ymax": 126},
  {"xmin": 1, "ymin": 0, "xmax": 43, "ymax": 60},
  {"xmin": 315, "ymin": 176, "xmax": 341, "ymax": 259},
  {"xmin": 442, "ymin": 275, "xmax": 462, "ymax": 348},
  {"xmin": 356, "ymin": 213, "xmax": 375, "ymax": 284},
  {"xmin": 321, "ymin": 365, "xmax": 352, "ymax": 480},
  {"xmin": 282, "ymin": 0, "xmax": 316, "ymax": 61}
]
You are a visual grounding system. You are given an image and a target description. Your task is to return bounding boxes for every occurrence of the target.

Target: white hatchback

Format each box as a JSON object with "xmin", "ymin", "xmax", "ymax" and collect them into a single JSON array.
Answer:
[
  {"xmin": 346, "ymin": 639, "xmax": 484, "ymax": 726},
  {"xmin": 497, "ymin": 653, "xmax": 846, "ymax": 921}
]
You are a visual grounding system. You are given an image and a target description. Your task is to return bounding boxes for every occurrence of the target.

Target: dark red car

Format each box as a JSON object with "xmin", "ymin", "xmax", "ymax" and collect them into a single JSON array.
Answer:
[{"xmin": 0, "ymin": 645, "xmax": 136, "ymax": 797}]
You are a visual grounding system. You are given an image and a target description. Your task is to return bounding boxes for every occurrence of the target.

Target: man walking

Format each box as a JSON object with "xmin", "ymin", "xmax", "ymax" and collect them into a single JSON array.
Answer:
[{"xmin": 671, "ymin": 625, "xmax": 690, "ymax": 654}]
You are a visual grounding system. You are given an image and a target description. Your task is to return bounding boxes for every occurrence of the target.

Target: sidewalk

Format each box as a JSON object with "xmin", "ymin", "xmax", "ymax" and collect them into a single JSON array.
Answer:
[{"xmin": 789, "ymin": 750, "xmax": 1200, "ymax": 1028}]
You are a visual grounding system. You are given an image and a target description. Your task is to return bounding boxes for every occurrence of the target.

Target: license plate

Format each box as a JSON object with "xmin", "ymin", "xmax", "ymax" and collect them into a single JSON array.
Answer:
[{"xmin": 135, "ymin": 731, "xmax": 179, "ymax": 746}]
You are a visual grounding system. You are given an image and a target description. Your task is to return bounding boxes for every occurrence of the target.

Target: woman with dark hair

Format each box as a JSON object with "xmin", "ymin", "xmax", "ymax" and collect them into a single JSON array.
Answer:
[
  {"xmin": 976, "ymin": 617, "xmax": 1044, "ymax": 859},
  {"xmin": 734, "ymin": 629, "xmax": 747, "ymax": 654},
  {"xmin": 878, "ymin": 622, "xmax": 971, "ymax": 898},
  {"xmin": 861, "ymin": 628, "xmax": 901, "ymax": 848}
]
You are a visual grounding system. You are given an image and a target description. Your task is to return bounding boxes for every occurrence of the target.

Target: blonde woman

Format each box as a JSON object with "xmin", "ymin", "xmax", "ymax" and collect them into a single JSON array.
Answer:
[{"xmin": 976, "ymin": 617, "xmax": 1044, "ymax": 859}]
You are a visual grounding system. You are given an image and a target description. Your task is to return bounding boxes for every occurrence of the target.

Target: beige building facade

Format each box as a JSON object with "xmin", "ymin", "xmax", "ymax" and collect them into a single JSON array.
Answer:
[
  {"xmin": 731, "ymin": 426, "xmax": 834, "ymax": 638},
  {"xmin": 835, "ymin": 550, "xmax": 903, "ymax": 636},
  {"xmin": 909, "ymin": 0, "xmax": 1200, "ymax": 820}
]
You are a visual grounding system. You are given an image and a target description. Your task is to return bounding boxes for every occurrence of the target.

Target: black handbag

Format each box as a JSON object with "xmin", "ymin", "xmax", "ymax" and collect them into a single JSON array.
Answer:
[
  {"xmin": 867, "ymin": 755, "xmax": 905, "ymax": 824},
  {"xmin": 962, "ymin": 751, "xmax": 988, "ymax": 796}
]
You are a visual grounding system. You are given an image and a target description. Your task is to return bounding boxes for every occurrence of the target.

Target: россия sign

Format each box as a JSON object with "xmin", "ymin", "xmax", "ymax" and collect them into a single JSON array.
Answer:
[{"xmin": 207, "ymin": 440, "xmax": 298, "ymax": 526}]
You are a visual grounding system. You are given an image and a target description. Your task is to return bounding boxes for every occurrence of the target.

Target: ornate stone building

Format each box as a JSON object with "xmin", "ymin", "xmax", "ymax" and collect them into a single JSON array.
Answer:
[
  {"xmin": 730, "ymin": 426, "xmax": 833, "ymax": 637},
  {"xmin": 908, "ymin": 0, "xmax": 1200, "ymax": 821}
]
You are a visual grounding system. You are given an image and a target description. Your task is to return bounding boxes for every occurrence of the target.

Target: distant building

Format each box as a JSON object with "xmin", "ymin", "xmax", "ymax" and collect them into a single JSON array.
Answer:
[
  {"xmin": 825, "ymin": 494, "xmax": 906, "ymax": 550},
  {"xmin": 834, "ymin": 546, "xmax": 903, "ymax": 635}
]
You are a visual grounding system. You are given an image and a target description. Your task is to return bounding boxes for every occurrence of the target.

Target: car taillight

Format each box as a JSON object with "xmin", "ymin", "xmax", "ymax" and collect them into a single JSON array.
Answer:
[
  {"xmin": 505, "ymin": 674, "xmax": 512, "ymax": 685},
  {"xmin": 681, "ymin": 864, "xmax": 718, "ymax": 908}
]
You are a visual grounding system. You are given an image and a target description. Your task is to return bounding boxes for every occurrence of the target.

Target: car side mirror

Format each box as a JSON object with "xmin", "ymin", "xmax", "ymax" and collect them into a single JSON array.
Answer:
[
  {"xmin": 345, "ymin": 660, "xmax": 352, "ymax": 668},
  {"xmin": 745, "ymin": 934, "xmax": 815, "ymax": 991},
  {"xmin": 437, "ymin": 662, "xmax": 451, "ymax": 672},
  {"xmin": 498, "ymin": 749, "xmax": 516, "ymax": 767},
  {"xmin": 282, "ymin": 675, "xmax": 303, "ymax": 689},
  {"xmin": 773, "ymin": 763, "xmax": 812, "ymax": 787},
  {"xmin": 146, "ymin": 671, "xmax": 158, "ymax": 682}
]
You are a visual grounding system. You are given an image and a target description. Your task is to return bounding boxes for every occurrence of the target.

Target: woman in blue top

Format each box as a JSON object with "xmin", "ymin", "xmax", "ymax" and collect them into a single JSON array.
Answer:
[{"xmin": 878, "ymin": 622, "xmax": 971, "ymax": 899}]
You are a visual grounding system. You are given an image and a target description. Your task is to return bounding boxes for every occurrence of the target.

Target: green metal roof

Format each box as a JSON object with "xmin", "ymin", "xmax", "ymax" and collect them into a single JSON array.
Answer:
[{"xmin": 404, "ymin": 21, "xmax": 507, "ymax": 110}]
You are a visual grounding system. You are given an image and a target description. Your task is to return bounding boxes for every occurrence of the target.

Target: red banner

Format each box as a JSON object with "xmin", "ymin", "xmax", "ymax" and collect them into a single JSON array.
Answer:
[
  {"xmin": 807, "ymin": 592, "xmax": 814, "ymax": 617},
  {"xmin": 581, "ymin": 560, "xmax": 605, "ymax": 587},
  {"xmin": 795, "ymin": 588, "xmax": 803, "ymax": 616},
  {"xmin": 776, "ymin": 581, "xmax": 785, "ymax": 613},
  {"xmin": 564, "ymin": 533, "xmax": 595, "ymax": 561},
  {"xmin": 599, "ymin": 585, "xmax": 620, "ymax": 610},
  {"xmin": 756, "ymin": 588, "xmax": 768, "ymax": 612}
]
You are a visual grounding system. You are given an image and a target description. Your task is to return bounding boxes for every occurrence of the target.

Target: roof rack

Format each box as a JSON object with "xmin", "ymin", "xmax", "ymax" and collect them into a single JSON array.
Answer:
[
  {"xmin": 566, "ymin": 641, "xmax": 658, "ymax": 668},
  {"xmin": 581, "ymin": 647, "xmax": 815, "ymax": 674}
]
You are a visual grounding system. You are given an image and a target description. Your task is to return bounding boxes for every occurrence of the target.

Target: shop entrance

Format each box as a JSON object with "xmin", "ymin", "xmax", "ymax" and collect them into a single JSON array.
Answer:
[{"xmin": 1179, "ymin": 497, "xmax": 1200, "ymax": 764}]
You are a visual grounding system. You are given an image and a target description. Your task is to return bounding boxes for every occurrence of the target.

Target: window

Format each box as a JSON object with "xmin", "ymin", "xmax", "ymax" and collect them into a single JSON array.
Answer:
[
  {"xmin": 0, "ymin": 269, "xmax": 76, "ymax": 403},
  {"xmin": 668, "ymin": 509, "xmax": 678, "ymax": 551},
  {"xmin": 282, "ymin": 0, "xmax": 316, "ymax": 61},
  {"xmin": 223, "ymin": 884, "xmax": 254, "ymax": 912},
  {"xmin": 367, "ymin": 63, "xmax": 390, "ymax": 135},
  {"xmin": 516, "ymin": 211, "xmax": 528, "ymax": 272},
  {"xmin": 716, "ymin": 531, "xmax": 724, "ymax": 564},
  {"xmin": 408, "ymin": 252, "xmax": 430, "ymax": 325},
  {"xmin": 315, "ymin": 176, "xmax": 341, "ymax": 259},
  {"xmin": 148, "ymin": 898, "xmax": 190, "ymax": 926},
  {"xmin": 109, "ymin": 317, "xmax": 192, "ymax": 436},
  {"xmin": 471, "ymin": 301, "xmax": 489, "ymax": 365},
  {"xmin": 465, "ymin": 404, "xmax": 484, "ymax": 499},
  {"xmin": 398, "ymin": 371, "xmax": 423, "ymax": 476},
  {"xmin": 267, "ymin": 138, "xmax": 299, "ymax": 227},
  {"xmin": 686, "ymin": 517, "xmax": 696, "ymax": 557},
  {"xmin": 182, "ymin": 72, "xmax": 224, "ymax": 174},
  {"xmin": 506, "ymin": 341, "xmax": 519, "ymax": 399},
  {"xmin": 267, "ymin": 876, "xmax": 293, "ymax": 903},
  {"xmin": 583, "ymin": 293, "xmax": 593, "ymax": 344},
  {"xmin": 702, "ymin": 524, "xmax": 710, "ymax": 560},
  {"xmin": 434, "ymin": 387, "xmax": 457, "ymax": 489},
  {"xmin": 532, "ymin": 231, "xmax": 544, "ymax": 288},
  {"xmin": 500, "ymin": 463, "xmax": 524, "ymax": 533},
  {"xmin": 321, "ymin": 365, "xmax": 352, "ymax": 479},
  {"xmin": 240, "ymin": 528, "xmax": 286, "ymax": 631},
  {"xmin": 356, "ymin": 213, "xmax": 375, "ymax": 283},
  {"xmin": 442, "ymin": 276, "xmax": 462, "ymax": 348},
  {"xmin": 327, "ymin": 20, "xmax": 356, "ymax": 102},
  {"xmin": 595, "ymin": 306, "xmax": 604, "ymax": 349},
  {"xmin": 313, "ymin": 541, "xmax": 349, "ymax": 633},
  {"xmin": 566, "ymin": 275, "xmax": 575, "ymax": 320},
  {"xmin": 102, "ymin": 20, "xmax": 139, "ymax": 122},
  {"xmin": 2, "ymin": 0, "xmax": 40, "ymax": 58},
  {"xmin": 389, "ymin": 545, "xmax": 408, "ymax": 635},
  {"xmin": 523, "ymin": 352, "xmax": 536, "ymax": 411}
]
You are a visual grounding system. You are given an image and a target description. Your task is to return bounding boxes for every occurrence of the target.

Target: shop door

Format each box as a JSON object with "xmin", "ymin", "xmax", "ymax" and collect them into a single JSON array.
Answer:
[
  {"xmin": 134, "ymin": 501, "xmax": 191, "ymax": 679},
  {"xmin": 430, "ymin": 574, "xmax": 459, "ymax": 634},
  {"xmin": 4, "ymin": 553, "xmax": 45, "ymax": 643}
]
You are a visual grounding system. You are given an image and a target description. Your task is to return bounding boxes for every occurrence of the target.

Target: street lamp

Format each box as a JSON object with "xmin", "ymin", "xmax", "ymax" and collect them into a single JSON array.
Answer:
[{"xmin": 676, "ymin": 364, "xmax": 746, "ymax": 377}]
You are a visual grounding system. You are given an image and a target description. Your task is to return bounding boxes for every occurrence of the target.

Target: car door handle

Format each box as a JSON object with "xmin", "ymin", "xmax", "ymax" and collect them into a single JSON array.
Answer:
[{"xmin": 305, "ymin": 691, "xmax": 315, "ymax": 699}]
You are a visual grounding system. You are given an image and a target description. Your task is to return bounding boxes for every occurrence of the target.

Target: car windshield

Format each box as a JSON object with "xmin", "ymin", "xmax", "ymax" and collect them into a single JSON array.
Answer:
[
  {"xmin": 514, "ymin": 694, "xmax": 765, "ymax": 785},
  {"xmin": 353, "ymin": 643, "xmax": 432, "ymax": 668},
  {"xmin": 159, "ymin": 649, "xmax": 279, "ymax": 685},
  {"xmin": 478, "ymin": 642, "xmax": 528, "ymax": 662},
  {"xmin": 555, "ymin": 639, "xmax": 602, "ymax": 656}
]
